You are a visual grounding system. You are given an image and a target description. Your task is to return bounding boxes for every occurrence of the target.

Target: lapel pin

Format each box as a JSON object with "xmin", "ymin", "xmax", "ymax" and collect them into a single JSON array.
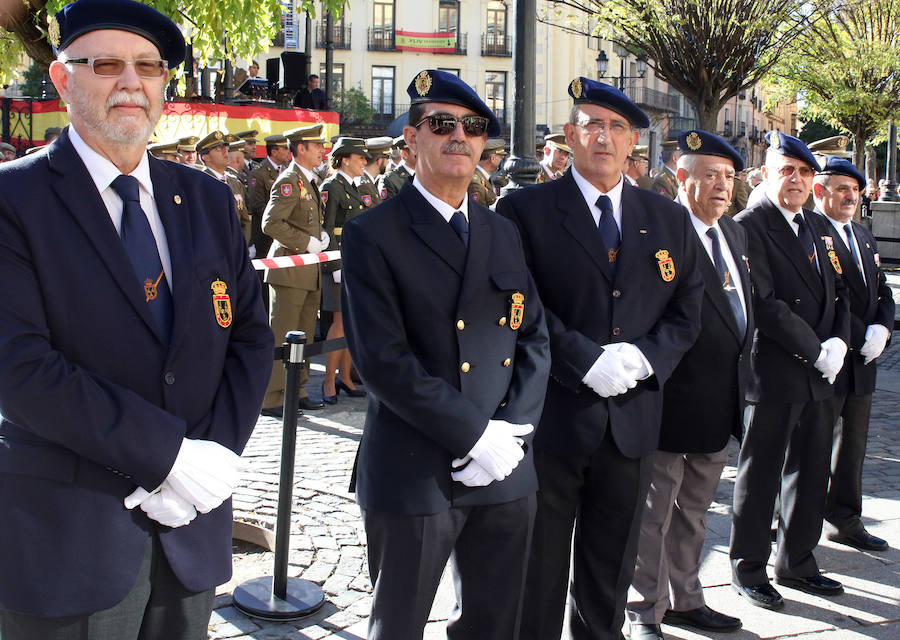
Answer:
[
  {"xmin": 639, "ymin": 229, "xmax": 647, "ymax": 234},
  {"xmin": 173, "ymin": 195, "xmax": 182, "ymax": 205}
]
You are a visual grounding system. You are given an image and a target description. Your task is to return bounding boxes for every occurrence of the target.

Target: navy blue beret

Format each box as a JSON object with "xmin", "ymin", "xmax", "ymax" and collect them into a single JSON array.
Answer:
[
  {"xmin": 52, "ymin": 0, "xmax": 186, "ymax": 69},
  {"xmin": 678, "ymin": 129, "xmax": 744, "ymax": 172},
  {"xmin": 407, "ymin": 69, "xmax": 501, "ymax": 136},
  {"xmin": 765, "ymin": 131, "xmax": 820, "ymax": 172},
  {"xmin": 567, "ymin": 77, "xmax": 650, "ymax": 129},
  {"xmin": 818, "ymin": 156, "xmax": 865, "ymax": 188}
]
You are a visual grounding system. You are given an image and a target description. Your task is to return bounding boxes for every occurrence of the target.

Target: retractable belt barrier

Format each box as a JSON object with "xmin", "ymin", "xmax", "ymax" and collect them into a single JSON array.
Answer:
[
  {"xmin": 252, "ymin": 250, "xmax": 340, "ymax": 271},
  {"xmin": 233, "ymin": 330, "xmax": 351, "ymax": 621}
]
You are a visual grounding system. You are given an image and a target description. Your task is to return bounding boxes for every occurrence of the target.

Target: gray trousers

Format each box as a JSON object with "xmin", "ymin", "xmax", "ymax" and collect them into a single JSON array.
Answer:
[
  {"xmin": 0, "ymin": 535, "xmax": 215, "ymax": 640},
  {"xmin": 627, "ymin": 447, "xmax": 729, "ymax": 625}
]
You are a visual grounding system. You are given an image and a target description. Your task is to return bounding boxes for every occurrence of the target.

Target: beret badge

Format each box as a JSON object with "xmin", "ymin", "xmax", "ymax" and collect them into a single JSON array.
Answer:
[
  {"xmin": 415, "ymin": 71, "xmax": 432, "ymax": 97},
  {"xmin": 47, "ymin": 15, "xmax": 60, "ymax": 48},
  {"xmin": 571, "ymin": 77, "xmax": 583, "ymax": 99},
  {"xmin": 769, "ymin": 133, "xmax": 780, "ymax": 150},
  {"xmin": 686, "ymin": 132, "xmax": 702, "ymax": 151}
]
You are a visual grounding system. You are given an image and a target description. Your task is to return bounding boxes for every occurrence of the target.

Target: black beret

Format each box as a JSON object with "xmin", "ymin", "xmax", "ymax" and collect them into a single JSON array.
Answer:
[
  {"xmin": 407, "ymin": 69, "xmax": 501, "ymax": 136},
  {"xmin": 678, "ymin": 129, "xmax": 744, "ymax": 172},
  {"xmin": 567, "ymin": 77, "xmax": 650, "ymax": 128}
]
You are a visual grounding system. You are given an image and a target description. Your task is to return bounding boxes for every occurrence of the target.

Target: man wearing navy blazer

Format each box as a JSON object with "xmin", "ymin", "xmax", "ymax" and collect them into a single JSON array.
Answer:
[
  {"xmin": 626, "ymin": 131, "xmax": 751, "ymax": 640},
  {"xmin": 497, "ymin": 78, "xmax": 703, "ymax": 640},
  {"xmin": 341, "ymin": 70, "xmax": 550, "ymax": 639},
  {"xmin": 812, "ymin": 157, "xmax": 895, "ymax": 552},
  {"xmin": 0, "ymin": 1, "xmax": 272, "ymax": 638},
  {"xmin": 730, "ymin": 133, "xmax": 851, "ymax": 609}
]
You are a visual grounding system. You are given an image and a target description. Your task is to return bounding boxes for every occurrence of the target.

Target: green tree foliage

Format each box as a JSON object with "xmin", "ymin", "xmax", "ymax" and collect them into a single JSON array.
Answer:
[
  {"xmin": 0, "ymin": 0, "xmax": 347, "ymax": 88},
  {"xmin": 540, "ymin": 0, "xmax": 822, "ymax": 132},
  {"xmin": 334, "ymin": 86, "xmax": 375, "ymax": 126},
  {"xmin": 767, "ymin": 0, "xmax": 900, "ymax": 169}
]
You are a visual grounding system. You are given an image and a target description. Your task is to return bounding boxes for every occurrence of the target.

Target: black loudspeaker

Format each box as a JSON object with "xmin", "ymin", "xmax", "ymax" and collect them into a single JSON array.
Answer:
[
  {"xmin": 281, "ymin": 52, "xmax": 308, "ymax": 91},
  {"xmin": 266, "ymin": 58, "xmax": 280, "ymax": 83}
]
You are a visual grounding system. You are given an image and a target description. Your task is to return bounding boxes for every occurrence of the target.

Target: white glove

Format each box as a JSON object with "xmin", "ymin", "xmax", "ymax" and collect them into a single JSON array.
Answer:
[
  {"xmin": 248, "ymin": 244, "xmax": 257, "ymax": 259},
  {"xmin": 603, "ymin": 342, "xmax": 652, "ymax": 379},
  {"xmin": 583, "ymin": 348, "xmax": 639, "ymax": 397},
  {"xmin": 467, "ymin": 420, "xmax": 533, "ymax": 481},
  {"xmin": 450, "ymin": 458, "xmax": 495, "ymax": 487},
  {"xmin": 814, "ymin": 337, "xmax": 848, "ymax": 384},
  {"xmin": 306, "ymin": 234, "xmax": 326, "ymax": 253},
  {"xmin": 165, "ymin": 439, "xmax": 244, "ymax": 514},
  {"xmin": 319, "ymin": 230, "xmax": 330, "ymax": 246},
  {"xmin": 860, "ymin": 324, "xmax": 890, "ymax": 365},
  {"xmin": 332, "ymin": 269, "xmax": 341, "ymax": 284},
  {"xmin": 124, "ymin": 484, "xmax": 197, "ymax": 528}
]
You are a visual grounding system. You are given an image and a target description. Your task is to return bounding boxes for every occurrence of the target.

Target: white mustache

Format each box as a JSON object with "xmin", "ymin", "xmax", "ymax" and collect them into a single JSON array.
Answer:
[{"xmin": 107, "ymin": 91, "xmax": 149, "ymax": 111}]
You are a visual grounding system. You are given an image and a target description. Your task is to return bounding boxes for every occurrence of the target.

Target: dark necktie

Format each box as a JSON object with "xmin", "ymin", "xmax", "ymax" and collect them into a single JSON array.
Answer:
[
  {"xmin": 596, "ymin": 194, "xmax": 620, "ymax": 274},
  {"xmin": 793, "ymin": 213, "xmax": 818, "ymax": 273},
  {"xmin": 111, "ymin": 175, "xmax": 173, "ymax": 343},
  {"xmin": 844, "ymin": 224, "xmax": 863, "ymax": 274},
  {"xmin": 449, "ymin": 210, "xmax": 469, "ymax": 247},
  {"xmin": 706, "ymin": 228, "xmax": 747, "ymax": 338}
]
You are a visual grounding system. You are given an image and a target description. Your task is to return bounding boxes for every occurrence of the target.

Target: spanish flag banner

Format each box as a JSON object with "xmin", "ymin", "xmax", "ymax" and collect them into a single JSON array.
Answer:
[{"xmin": 394, "ymin": 30, "xmax": 457, "ymax": 53}]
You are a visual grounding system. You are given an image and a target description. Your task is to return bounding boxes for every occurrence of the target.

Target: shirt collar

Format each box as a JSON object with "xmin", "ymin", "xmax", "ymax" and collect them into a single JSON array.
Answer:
[
  {"xmin": 364, "ymin": 169, "xmax": 377, "ymax": 183},
  {"xmin": 292, "ymin": 160, "xmax": 317, "ymax": 185},
  {"xmin": 766, "ymin": 192, "xmax": 805, "ymax": 227},
  {"xmin": 412, "ymin": 175, "xmax": 469, "ymax": 223},
  {"xmin": 337, "ymin": 170, "xmax": 355, "ymax": 185},
  {"xmin": 69, "ymin": 125, "xmax": 154, "ymax": 198},
  {"xmin": 476, "ymin": 165, "xmax": 491, "ymax": 180},
  {"xmin": 267, "ymin": 156, "xmax": 281, "ymax": 170},
  {"xmin": 205, "ymin": 165, "xmax": 227, "ymax": 181},
  {"xmin": 571, "ymin": 165, "xmax": 624, "ymax": 216},
  {"xmin": 824, "ymin": 213, "xmax": 854, "ymax": 244},
  {"xmin": 400, "ymin": 161, "xmax": 415, "ymax": 176}
]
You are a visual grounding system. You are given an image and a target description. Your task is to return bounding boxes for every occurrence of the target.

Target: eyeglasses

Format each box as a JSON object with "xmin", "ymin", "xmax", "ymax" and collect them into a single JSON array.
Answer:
[
  {"xmin": 776, "ymin": 164, "xmax": 815, "ymax": 179},
  {"xmin": 64, "ymin": 57, "xmax": 168, "ymax": 78},
  {"xmin": 414, "ymin": 113, "xmax": 490, "ymax": 137},
  {"xmin": 573, "ymin": 119, "xmax": 632, "ymax": 136}
]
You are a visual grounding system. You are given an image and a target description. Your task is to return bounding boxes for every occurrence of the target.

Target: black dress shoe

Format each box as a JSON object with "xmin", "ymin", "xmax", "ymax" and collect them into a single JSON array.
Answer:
[
  {"xmin": 298, "ymin": 396, "xmax": 325, "ymax": 410},
  {"xmin": 260, "ymin": 406, "xmax": 283, "ymax": 418},
  {"xmin": 775, "ymin": 574, "xmax": 843, "ymax": 596},
  {"xmin": 663, "ymin": 605, "xmax": 741, "ymax": 632},
  {"xmin": 322, "ymin": 382, "xmax": 338, "ymax": 405},
  {"xmin": 629, "ymin": 623, "xmax": 663, "ymax": 640},
  {"xmin": 731, "ymin": 582, "xmax": 784, "ymax": 610},
  {"xmin": 829, "ymin": 529, "xmax": 889, "ymax": 551},
  {"xmin": 336, "ymin": 379, "xmax": 367, "ymax": 397}
]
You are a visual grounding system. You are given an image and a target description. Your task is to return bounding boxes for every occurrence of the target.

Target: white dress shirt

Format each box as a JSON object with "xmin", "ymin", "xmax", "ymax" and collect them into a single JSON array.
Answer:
[
  {"xmin": 767, "ymin": 193, "xmax": 818, "ymax": 266},
  {"xmin": 69, "ymin": 125, "xmax": 173, "ymax": 289},
  {"xmin": 412, "ymin": 175, "xmax": 469, "ymax": 223},
  {"xmin": 570, "ymin": 166, "xmax": 625, "ymax": 232}
]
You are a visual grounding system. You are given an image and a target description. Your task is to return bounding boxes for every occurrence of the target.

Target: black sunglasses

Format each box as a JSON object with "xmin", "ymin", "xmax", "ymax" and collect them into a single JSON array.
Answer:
[{"xmin": 414, "ymin": 113, "xmax": 490, "ymax": 137}]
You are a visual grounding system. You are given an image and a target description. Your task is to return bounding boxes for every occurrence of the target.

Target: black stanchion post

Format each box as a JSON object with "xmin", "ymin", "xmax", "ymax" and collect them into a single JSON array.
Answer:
[{"xmin": 233, "ymin": 331, "xmax": 325, "ymax": 621}]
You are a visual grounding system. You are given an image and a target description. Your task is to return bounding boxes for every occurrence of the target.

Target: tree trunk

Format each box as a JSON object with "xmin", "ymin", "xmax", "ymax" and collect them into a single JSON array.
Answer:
[
  {"xmin": 0, "ymin": 2, "xmax": 54, "ymax": 69},
  {"xmin": 865, "ymin": 145, "xmax": 877, "ymax": 182},
  {"xmin": 851, "ymin": 127, "xmax": 867, "ymax": 173},
  {"xmin": 695, "ymin": 102, "xmax": 721, "ymax": 134}
]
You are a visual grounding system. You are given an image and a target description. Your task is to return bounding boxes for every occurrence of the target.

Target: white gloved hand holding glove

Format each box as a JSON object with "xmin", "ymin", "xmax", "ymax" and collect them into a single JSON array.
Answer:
[
  {"xmin": 583, "ymin": 348, "xmax": 638, "ymax": 397},
  {"xmin": 814, "ymin": 337, "xmax": 848, "ymax": 384},
  {"xmin": 306, "ymin": 234, "xmax": 326, "ymax": 253},
  {"xmin": 333, "ymin": 269, "xmax": 341, "ymax": 284},
  {"xmin": 124, "ymin": 484, "xmax": 197, "ymax": 528},
  {"xmin": 165, "ymin": 439, "xmax": 244, "ymax": 514},
  {"xmin": 466, "ymin": 420, "xmax": 532, "ymax": 481},
  {"xmin": 860, "ymin": 324, "xmax": 890, "ymax": 365},
  {"xmin": 602, "ymin": 342, "xmax": 652, "ymax": 380},
  {"xmin": 319, "ymin": 230, "xmax": 330, "ymax": 246},
  {"xmin": 450, "ymin": 457, "xmax": 495, "ymax": 487}
]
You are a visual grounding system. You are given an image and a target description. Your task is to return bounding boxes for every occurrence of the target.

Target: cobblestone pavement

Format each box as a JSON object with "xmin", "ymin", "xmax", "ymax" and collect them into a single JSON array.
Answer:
[{"xmin": 212, "ymin": 334, "xmax": 900, "ymax": 639}]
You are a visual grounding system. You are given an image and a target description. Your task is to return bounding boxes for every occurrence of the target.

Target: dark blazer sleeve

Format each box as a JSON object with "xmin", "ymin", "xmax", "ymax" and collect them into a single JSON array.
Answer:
[{"xmin": 340, "ymin": 219, "xmax": 491, "ymax": 458}]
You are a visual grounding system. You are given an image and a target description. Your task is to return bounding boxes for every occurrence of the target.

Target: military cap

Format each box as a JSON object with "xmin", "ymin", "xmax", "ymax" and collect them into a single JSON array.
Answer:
[
  {"xmin": 176, "ymin": 135, "xmax": 198, "ymax": 151},
  {"xmin": 0, "ymin": 141, "xmax": 15, "ymax": 153},
  {"xmin": 766, "ymin": 131, "xmax": 820, "ymax": 172},
  {"xmin": 25, "ymin": 145, "xmax": 46, "ymax": 156},
  {"xmin": 628, "ymin": 144, "xmax": 648, "ymax": 160},
  {"xmin": 284, "ymin": 123, "xmax": 327, "ymax": 144},
  {"xmin": 51, "ymin": 0, "xmax": 186, "ymax": 68},
  {"xmin": 407, "ymin": 69, "xmax": 501, "ymax": 136},
  {"xmin": 392, "ymin": 136, "xmax": 408, "ymax": 150},
  {"xmin": 818, "ymin": 156, "xmax": 865, "ymax": 189},
  {"xmin": 148, "ymin": 140, "xmax": 179, "ymax": 156},
  {"xmin": 234, "ymin": 129, "xmax": 258, "ymax": 142},
  {"xmin": 484, "ymin": 138, "xmax": 508, "ymax": 154},
  {"xmin": 807, "ymin": 135, "xmax": 849, "ymax": 154},
  {"xmin": 660, "ymin": 139, "xmax": 679, "ymax": 150},
  {"xmin": 263, "ymin": 134, "xmax": 288, "ymax": 147},
  {"xmin": 44, "ymin": 126, "xmax": 62, "ymax": 138},
  {"xmin": 330, "ymin": 137, "xmax": 371, "ymax": 159},
  {"xmin": 544, "ymin": 133, "xmax": 572, "ymax": 154},
  {"xmin": 365, "ymin": 136, "xmax": 393, "ymax": 157},
  {"xmin": 196, "ymin": 130, "xmax": 232, "ymax": 153},
  {"xmin": 567, "ymin": 76, "xmax": 650, "ymax": 129},
  {"xmin": 677, "ymin": 129, "xmax": 744, "ymax": 172},
  {"xmin": 228, "ymin": 139, "xmax": 246, "ymax": 151}
]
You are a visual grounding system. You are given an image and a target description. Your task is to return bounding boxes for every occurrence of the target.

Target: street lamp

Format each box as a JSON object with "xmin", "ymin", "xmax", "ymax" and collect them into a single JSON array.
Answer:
[{"xmin": 596, "ymin": 46, "xmax": 648, "ymax": 91}]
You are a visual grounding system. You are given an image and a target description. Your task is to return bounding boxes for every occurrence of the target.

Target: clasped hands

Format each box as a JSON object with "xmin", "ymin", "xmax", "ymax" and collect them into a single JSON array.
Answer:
[
  {"xmin": 123, "ymin": 438, "xmax": 243, "ymax": 529},
  {"xmin": 583, "ymin": 343, "xmax": 648, "ymax": 397},
  {"xmin": 305, "ymin": 230, "xmax": 330, "ymax": 253},
  {"xmin": 450, "ymin": 419, "xmax": 532, "ymax": 488},
  {"xmin": 814, "ymin": 337, "xmax": 848, "ymax": 384}
]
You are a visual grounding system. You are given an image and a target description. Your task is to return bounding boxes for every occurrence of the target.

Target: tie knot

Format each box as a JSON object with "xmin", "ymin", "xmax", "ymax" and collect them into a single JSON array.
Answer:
[
  {"xmin": 793, "ymin": 213, "xmax": 805, "ymax": 226},
  {"xmin": 111, "ymin": 174, "xmax": 141, "ymax": 203},
  {"xmin": 706, "ymin": 227, "xmax": 719, "ymax": 242},
  {"xmin": 596, "ymin": 194, "xmax": 613, "ymax": 215}
]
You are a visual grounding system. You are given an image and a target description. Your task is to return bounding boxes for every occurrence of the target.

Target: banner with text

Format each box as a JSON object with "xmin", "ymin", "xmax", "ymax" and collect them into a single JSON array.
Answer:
[{"xmin": 395, "ymin": 30, "xmax": 457, "ymax": 53}]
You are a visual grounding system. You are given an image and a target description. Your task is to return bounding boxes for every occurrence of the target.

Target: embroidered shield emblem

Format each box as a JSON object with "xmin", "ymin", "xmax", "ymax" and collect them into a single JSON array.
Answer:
[
  {"xmin": 211, "ymin": 279, "xmax": 232, "ymax": 328},
  {"xmin": 509, "ymin": 292, "xmax": 525, "ymax": 330},
  {"xmin": 280, "ymin": 184, "xmax": 292, "ymax": 196},
  {"xmin": 362, "ymin": 194, "xmax": 372, "ymax": 206},
  {"xmin": 321, "ymin": 191, "xmax": 328, "ymax": 204},
  {"xmin": 655, "ymin": 249, "xmax": 676, "ymax": 282}
]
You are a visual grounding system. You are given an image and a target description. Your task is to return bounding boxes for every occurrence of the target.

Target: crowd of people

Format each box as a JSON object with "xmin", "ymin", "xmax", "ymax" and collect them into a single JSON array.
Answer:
[{"xmin": 0, "ymin": 1, "xmax": 896, "ymax": 640}]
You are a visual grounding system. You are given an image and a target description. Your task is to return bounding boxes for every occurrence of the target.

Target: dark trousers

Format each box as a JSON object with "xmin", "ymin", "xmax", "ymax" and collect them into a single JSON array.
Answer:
[
  {"xmin": 363, "ymin": 494, "xmax": 536, "ymax": 640},
  {"xmin": 825, "ymin": 393, "xmax": 873, "ymax": 536},
  {"xmin": 520, "ymin": 431, "xmax": 651, "ymax": 640},
  {"xmin": 0, "ymin": 535, "xmax": 215, "ymax": 640},
  {"xmin": 730, "ymin": 399, "xmax": 834, "ymax": 586}
]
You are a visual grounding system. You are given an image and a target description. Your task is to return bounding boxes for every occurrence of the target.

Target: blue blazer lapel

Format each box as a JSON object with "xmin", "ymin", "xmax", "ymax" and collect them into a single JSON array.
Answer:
[
  {"xmin": 404, "ymin": 182, "xmax": 467, "ymax": 276},
  {"xmin": 720, "ymin": 218, "xmax": 752, "ymax": 344},
  {"xmin": 556, "ymin": 171, "xmax": 614, "ymax": 282},
  {"xmin": 617, "ymin": 184, "xmax": 652, "ymax": 284},
  {"xmin": 457, "ymin": 205, "xmax": 491, "ymax": 308},
  {"xmin": 763, "ymin": 203, "xmax": 822, "ymax": 299},
  {"xmin": 46, "ymin": 129, "xmax": 165, "ymax": 341},
  {"xmin": 150, "ymin": 158, "xmax": 194, "ymax": 349}
]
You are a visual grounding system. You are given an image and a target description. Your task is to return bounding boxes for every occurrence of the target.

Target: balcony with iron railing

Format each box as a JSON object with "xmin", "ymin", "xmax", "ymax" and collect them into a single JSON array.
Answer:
[
  {"xmin": 722, "ymin": 120, "xmax": 733, "ymax": 138},
  {"xmin": 738, "ymin": 121, "xmax": 747, "ymax": 137},
  {"xmin": 368, "ymin": 27, "xmax": 397, "ymax": 51},
  {"xmin": 441, "ymin": 32, "xmax": 468, "ymax": 55},
  {"xmin": 482, "ymin": 33, "xmax": 511, "ymax": 56},
  {"xmin": 625, "ymin": 86, "xmax": 680, "ymax": 112},
  {"xmin": 316, "ymin": 23, "xmax": 351, "ymax": 49},
  {"xmin": 669, "ymin": 115, "xmax": 698, "ymax": 134}
]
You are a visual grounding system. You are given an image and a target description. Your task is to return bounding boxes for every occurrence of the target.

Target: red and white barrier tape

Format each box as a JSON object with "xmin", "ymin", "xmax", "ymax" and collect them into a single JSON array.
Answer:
[{"xmin": 252, "ymin": 250, "xmax": 341, "ymax": 271}]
